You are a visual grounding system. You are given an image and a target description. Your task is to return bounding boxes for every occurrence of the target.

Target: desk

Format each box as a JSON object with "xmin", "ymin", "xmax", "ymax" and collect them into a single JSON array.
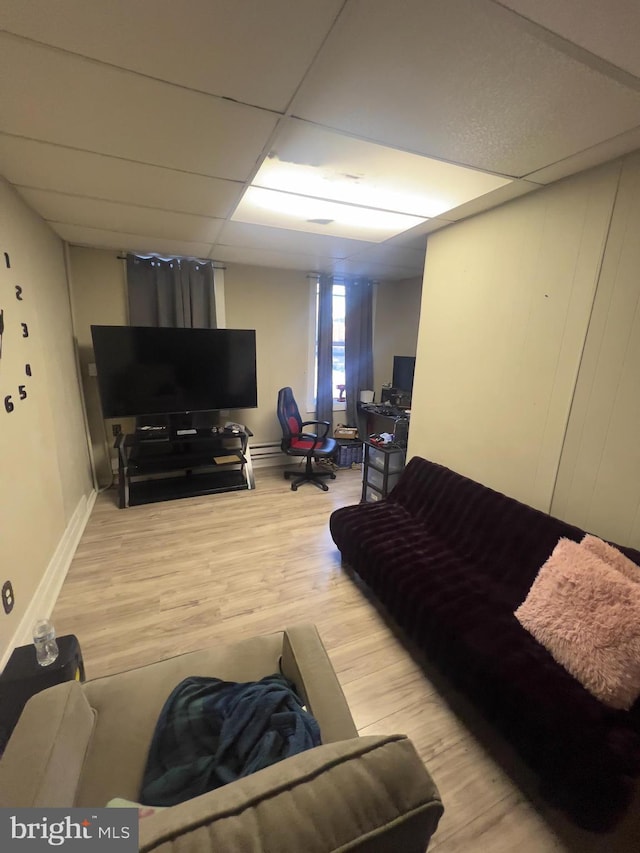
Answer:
[{"xmin": 357, "ymin": 403, "xmax": 410, "ymax": 441}]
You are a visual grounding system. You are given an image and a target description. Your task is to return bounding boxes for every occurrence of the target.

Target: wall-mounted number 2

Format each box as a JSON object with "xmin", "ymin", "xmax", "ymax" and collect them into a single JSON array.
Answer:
[{"xmin": 15, "ymin": 285, "xmax": 23, "ymax": 301}]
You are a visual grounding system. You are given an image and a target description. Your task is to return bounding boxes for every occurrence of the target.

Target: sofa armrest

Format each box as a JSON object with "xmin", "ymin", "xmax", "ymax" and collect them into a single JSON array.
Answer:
[
  {"xmin": 0, "ymin": 681, "xmax": 95, "ymax": 807},
  {"xmin": 280, "ymin": 623, "xmax": 358, "ymax": 743},
  {"xmin": 139, "ymin": 734, "xmax": 443, "ymax": 853}
]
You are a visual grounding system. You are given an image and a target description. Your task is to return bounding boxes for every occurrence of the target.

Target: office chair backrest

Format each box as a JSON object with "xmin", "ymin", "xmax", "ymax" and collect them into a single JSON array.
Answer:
[{"xmin": 277, "ymin": 387, "xmax": 303, "ymax": 449}]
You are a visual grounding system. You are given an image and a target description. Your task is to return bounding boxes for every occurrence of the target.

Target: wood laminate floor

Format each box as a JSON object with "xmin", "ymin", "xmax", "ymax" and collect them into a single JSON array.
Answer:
[{"xmin": 52, "ymin": 465, "xmax": 640, "ymax": 852}]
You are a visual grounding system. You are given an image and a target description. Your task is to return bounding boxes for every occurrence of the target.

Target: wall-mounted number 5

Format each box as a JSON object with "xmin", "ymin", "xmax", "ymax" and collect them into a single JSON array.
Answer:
[
  {"xmin": 18, "ymin": 385, "xmax": 27, "ymax": 400},
  {"xmin": 4, "ymin": 395, "xmax": 14, "ymax": 413}
]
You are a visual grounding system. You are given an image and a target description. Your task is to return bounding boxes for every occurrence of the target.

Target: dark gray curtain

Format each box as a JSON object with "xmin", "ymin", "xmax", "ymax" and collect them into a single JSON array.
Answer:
[
  {"xmin": 316, "ymin": 274, "xmax": 334, "ymax": 425},
  {"xmin": 345, "ymin": 278, "xmax": 374, "ymax": 429},
  {"xmin": 127, "ymin": 254, "xmax": 217, "ymax": 328}
]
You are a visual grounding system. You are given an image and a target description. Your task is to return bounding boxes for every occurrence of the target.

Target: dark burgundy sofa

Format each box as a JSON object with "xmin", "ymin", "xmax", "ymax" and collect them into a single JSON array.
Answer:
[{"xmin": 329, "ymin": 456, "xmax": 640, "ymax": 830}]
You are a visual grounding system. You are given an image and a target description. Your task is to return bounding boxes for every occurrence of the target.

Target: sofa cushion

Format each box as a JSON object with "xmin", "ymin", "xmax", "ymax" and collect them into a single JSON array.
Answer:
[
  {"xmin": 138, "ymin": 734, "xmax": 443, "ymax": 853},
  {"xmin": 515, "ymin": 538, "xmax": 640, "ymax": 709},
  {"xmin": 385, "ymin": 457, "xmax": 587, "ymax": 604},
  {"xmin": 77, "ymin": 633, "xmax": 288, "ymax": 807},
  {"xmin": 77, "ymin": 627, "xmax": 358, "ymax": 809}
]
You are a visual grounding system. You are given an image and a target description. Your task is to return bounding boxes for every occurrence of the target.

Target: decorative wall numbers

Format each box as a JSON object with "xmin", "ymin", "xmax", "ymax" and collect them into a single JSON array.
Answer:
[{"xmin": 1, "ymin": 251, "xmax": 33, "ymax": 414}]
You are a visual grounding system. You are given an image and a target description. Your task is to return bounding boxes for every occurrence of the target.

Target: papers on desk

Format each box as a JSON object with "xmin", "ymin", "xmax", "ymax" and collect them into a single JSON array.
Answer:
[{"xmin": 212, "ymin": 454, "xmax": 241, "ymax": 464}]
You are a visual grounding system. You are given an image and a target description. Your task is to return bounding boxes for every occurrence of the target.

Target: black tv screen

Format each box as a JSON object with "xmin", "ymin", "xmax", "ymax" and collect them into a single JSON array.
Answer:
[
  {"xmin": 91, "ymin": 325, "xmax": 258, "ymax": 418},
  {"xmin": 392, "ymin": 355, "xmax": 416, "ymax": 393}
]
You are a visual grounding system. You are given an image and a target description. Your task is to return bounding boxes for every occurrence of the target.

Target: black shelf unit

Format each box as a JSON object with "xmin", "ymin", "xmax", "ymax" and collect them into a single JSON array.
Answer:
[
  {"xmin": 361, "ymin": 440, "xmax": 406, "ymax": 503},
  {"xmin": 115, "ymin": 429, "xmax": 254, "ymax": 508}
]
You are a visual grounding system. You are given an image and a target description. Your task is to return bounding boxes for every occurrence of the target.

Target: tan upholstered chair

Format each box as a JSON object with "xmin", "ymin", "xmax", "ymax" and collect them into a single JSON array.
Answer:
[{"xmin": 0, "ymin": 624, "xmax": 443, "ymax": 852}]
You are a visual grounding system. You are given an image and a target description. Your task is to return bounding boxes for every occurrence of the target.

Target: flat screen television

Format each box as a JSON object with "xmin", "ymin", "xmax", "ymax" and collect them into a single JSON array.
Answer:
[
  {"xmin": 392, "ymin": 355, "xmax": 416, "ymax": 393},
  {"xmin": 90, "ymin": 325, "xmax": 258, "ymax": 419}
]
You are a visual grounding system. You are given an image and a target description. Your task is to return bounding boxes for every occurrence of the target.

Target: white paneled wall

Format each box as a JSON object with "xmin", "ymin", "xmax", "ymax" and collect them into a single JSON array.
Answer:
[
  {"xmin": 408, "ymin": 160, "xmax": 621, "ymax": 512},
  {"xmin": 552, "ymin": 152, "xmax": 640, "ymax": 546}
]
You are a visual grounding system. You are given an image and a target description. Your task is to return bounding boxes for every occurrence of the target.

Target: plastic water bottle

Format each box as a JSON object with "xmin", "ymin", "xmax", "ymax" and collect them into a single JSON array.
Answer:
[{"xmin": 33, "ymin": 618, "xmax": 59, "ymax": 667}]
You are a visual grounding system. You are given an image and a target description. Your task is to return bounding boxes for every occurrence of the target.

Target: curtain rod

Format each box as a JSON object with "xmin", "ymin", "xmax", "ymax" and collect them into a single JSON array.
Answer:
[
  {"xmin": 306, "ymin": 273, "xmax": 379, "ymax": 284},
  {"xmin": 117, "ymin": 254, "xmax": 226, "ymax": 269}
]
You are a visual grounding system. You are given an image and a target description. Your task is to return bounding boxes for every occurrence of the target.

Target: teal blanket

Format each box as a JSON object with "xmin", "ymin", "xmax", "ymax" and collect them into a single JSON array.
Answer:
[{"xmin": 140, "ymin": 674, "xmax": 321, "ymax": 806}]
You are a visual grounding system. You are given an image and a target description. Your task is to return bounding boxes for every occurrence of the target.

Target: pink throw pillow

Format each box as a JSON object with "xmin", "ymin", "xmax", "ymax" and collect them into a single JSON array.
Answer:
[
  {"xmin": 581, "ymin": 534, "xmax": 640, "ymax": 584},
  {"xmin": 515, "ymin": 538, "xmax": 640, "ymax": 710}
]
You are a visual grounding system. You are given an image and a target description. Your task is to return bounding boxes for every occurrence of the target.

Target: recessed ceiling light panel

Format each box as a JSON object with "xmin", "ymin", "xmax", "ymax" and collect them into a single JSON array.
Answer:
[{"xmin": 232, "ymin": 186, "xmax": 427, "ymax": 242}]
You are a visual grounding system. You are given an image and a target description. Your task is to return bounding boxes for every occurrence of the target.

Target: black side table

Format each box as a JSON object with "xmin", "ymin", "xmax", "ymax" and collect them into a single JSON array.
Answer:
[{"xmin": 0, "ymin": 634, "xmax": 85, "ymax": 752}]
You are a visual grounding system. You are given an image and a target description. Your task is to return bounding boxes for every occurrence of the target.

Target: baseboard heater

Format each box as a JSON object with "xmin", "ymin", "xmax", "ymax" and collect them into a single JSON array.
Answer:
[{"xmin": 249, "ymin": 442, "xmax": 284, "ymax": 467}]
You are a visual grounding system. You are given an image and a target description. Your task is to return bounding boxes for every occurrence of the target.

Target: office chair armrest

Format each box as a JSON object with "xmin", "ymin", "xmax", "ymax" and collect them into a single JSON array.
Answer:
[
  {"xmin": 293, "ymin": 431, "xmax": 321, "ymax": 452},
  {"xmin": 301, "ymin": 419, "xmax": 330, "ymax": 440}
]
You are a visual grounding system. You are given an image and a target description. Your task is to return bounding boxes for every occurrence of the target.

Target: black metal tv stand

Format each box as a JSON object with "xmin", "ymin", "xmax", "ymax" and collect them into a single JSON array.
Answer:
[{"xmin": 114, "ymin": 427, "xmax": 255, "ymax": 508}]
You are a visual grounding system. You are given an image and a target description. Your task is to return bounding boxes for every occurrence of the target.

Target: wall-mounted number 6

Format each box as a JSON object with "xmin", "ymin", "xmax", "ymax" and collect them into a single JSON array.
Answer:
[
  {"xmin": 4, "ymin": 395, "xmax": 14, "ymax": 413},
  {"xmin": 18, "ymin": 385, "xmax": 27, "ymax": 400}
]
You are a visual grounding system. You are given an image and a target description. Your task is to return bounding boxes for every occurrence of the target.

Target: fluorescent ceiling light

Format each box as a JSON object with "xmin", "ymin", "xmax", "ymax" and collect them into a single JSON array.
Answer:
[
  {"xmin": 233, "ymin": 186, "xmax": 426, "ymax": 242},
  {"xmin": 231, "ymin": 120, "xmax": 513, "ymax": 242},
  {"xmin": 254, "ymin": 156, "xmax": 450, "ymax": 218}
]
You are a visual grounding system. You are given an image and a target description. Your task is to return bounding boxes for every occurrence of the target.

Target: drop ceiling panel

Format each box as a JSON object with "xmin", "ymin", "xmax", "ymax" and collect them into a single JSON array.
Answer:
[
  {"xmin": 342, "ymin": 243, "xmax": 425, "ymax": 272},
  {"xmin": 54, "ymin": 223, "xmax": 213, "ymax": 259},
  {"xmin": 0, "ymin": 0, "xmax": 343, "ymax": 111},
  {"xmin": 0, "ymin": 135, "xmax": 244, "ymax": 218},
  {"xmin": 0, "ymin": 34, "xmax": 278, "ymax": 180},
  {"xmin": 211, "ymin": 243, "xmax": 338, "ymax": 273},
  {"xmin": 332, "ymin": 258, "xmax": 422, "ymax": 281},
  {"xmin": 18, "ymin": 188, "xmax": 224, "ymax": 243},
  {"xmin": 525, "ymin": 127, "xmax": 640, "ymax": 185},
  {"xmin": 291, "ymin": 0, "xmax": 640, "ymax": 177},
  {"xmin": 218, "ymin": 221, "xmax": 373, "ymax": 259},
  {"xmin": 498, "ymin": 0, "xmax": 640, "ymax": 77},
  {"xmin": 440, "ymin": 178, "xmax": 541, "ymax": 221}
]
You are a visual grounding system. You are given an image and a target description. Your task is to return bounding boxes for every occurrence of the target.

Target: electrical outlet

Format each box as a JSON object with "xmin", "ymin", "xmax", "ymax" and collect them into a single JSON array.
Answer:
[
  {"xmin": 112, "ymin": 423, "xmax": 122, "ymax": 437},
  {"xmin": 2, "ymin": 581, "xmax": 14, "ymax": 614}
]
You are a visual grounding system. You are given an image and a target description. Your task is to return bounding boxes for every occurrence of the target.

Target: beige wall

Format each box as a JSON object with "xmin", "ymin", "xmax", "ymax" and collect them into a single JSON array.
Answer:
[
  {"xmin": 68, "ymin": 247, "xmax": 128, "ymax": 484},
  {"xmin": 408, "ymin": 160, "xmax": 621, "ymax": 512},
  {"xmin": 0, "ymin": 180, "xmax": 92, "ymax": 656},
  {"xmin": 224, "ymin": 264, "xmax": 310, "ymax": 443},
  {"xmin": 551, "ymin": 152, "xmax": 640, "ymax": 546},
  {"xmin": 373, "ymin": 276, "xmax": 422, "ymax": 399}
]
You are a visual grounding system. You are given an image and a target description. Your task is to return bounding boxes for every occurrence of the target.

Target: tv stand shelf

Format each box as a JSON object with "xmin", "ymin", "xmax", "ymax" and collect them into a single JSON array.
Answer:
[{"xmin": 115, "ymin": 429, "xmax": 254, "ymax": 508}]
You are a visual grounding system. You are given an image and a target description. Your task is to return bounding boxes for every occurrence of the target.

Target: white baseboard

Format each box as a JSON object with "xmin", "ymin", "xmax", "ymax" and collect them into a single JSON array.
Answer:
[{"xmin": 1, "ymin": 489, "xmax": 97, "ymax": 671}]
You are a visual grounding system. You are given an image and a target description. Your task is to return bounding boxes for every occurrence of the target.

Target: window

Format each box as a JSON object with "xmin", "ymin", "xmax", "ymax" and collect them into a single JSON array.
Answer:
[
  {"xmin": 307, "ymin": 280, "xmax": 346, "ymax": 412},
  {"xmin": 331, "ymin": 284, "xmax": 345, "ymax": 402}
]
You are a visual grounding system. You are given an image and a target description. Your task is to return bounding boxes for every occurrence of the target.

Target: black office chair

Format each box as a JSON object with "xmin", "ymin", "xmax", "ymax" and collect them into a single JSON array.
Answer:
[{"xmin": 277, "ymin": 387, "xmax": 337, "ymax": 491}]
